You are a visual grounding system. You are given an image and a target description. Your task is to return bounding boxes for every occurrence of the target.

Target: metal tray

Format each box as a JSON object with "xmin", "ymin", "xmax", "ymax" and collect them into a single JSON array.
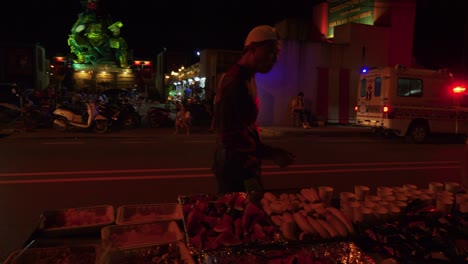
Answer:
[
  {"xmin": 100, "ymin": 241, "xmax": 195, "ymax": 264},
  {"xmin": 101, "ymin": 220, "xmax": 184, "ymax": 250},
  {"xmin": 3, "ymin": 245, "xmax": 99, "ymax": 264},
  {"xmin": 115, "ymin": 203, "xmax": 183, "ymax": 225},
  {"xmin": 36, "ymin": 205, "xmax": 115, "ymax": 237},
  {"xmin": 198, "ymin": 242, "xmax": 376, "ymax": 264}
]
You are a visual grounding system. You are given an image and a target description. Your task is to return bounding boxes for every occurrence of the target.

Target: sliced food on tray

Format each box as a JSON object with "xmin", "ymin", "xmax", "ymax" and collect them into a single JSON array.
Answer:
[
  {"xmin": 38, "ymin": 205, "xmax": 115, "ymax": 232},
  {"xmin": 179, "ymin": 192, "xmax": 280, "ymax": 251}
]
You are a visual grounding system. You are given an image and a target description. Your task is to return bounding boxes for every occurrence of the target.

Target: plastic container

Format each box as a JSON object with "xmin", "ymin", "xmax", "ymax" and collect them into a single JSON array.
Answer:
[
  {"xmin": 115, "ymin": 203, "xmax": 183, "ymax": 225},
  {"xmin": 36, "ymin": 205, "xmax": 115, "ymax": 237},
  {"xmin": 101, "ymin": 220, "xmax": 184, "ymax": 249}
]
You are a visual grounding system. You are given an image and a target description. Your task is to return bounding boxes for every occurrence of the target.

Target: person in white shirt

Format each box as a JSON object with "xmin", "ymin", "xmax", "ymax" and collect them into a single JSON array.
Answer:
[
  {"xmin": 174, "ymin": 104, "xmax": 192, "ymax": 135},
  {"xmin": 290, "ymin": 92, "xmax": 311, "ymax": 128}
]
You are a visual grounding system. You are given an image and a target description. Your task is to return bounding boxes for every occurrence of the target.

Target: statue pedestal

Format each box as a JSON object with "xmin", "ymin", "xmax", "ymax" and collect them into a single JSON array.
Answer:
[{"xmin": 72, "ymin": 63, "xmax": 135, "ymax": 92}]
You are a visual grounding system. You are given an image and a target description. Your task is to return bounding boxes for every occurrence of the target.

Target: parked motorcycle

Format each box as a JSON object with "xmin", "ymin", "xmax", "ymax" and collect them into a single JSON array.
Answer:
[
  {"xmin": 0, "ymin": 83, "xmax": 23, "ymax": 124},
  {"xmin": 22, "ymin": 104, "xmax": 54, "ymax": 129},
  {"xmin": 0, "ymin": 102, "xmax": 21, "ymax": 124},
  {"xmin": 146, "ymin": 106, "xmax": 176, "ymax": 128},
  {"xmin": 53, "ymin": 102, "xmax": 109, "ymax": 133},
  {"xmin": 98, "ymin": 100, "xmax": 141, "ymax": 130}
]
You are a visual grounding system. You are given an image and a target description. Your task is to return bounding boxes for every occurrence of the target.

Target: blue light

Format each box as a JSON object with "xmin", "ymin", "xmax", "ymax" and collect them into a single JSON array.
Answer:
[{"xmin": 361, "ymin": 68, "xmax": 368, "ymax": 73}]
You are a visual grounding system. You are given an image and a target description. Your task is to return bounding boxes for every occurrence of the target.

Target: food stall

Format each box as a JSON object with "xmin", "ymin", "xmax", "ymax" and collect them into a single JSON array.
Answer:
[{"xmin": 3, "ymin": 181, "xmax": 467, "ymax": 264}]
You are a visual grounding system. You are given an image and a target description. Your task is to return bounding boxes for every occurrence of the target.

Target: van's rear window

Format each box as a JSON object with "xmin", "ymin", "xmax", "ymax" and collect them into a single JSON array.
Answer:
[
  {"xmin": 397, "ymin": 78, "xmax": 423, "ymax": 97},
  {"xmin": 374, "ymin": 77, "xmax": 382, "ymax": 96},
  {"xmin": 360, "ymin": 79, "xmax": 367, "ymax": 97}
]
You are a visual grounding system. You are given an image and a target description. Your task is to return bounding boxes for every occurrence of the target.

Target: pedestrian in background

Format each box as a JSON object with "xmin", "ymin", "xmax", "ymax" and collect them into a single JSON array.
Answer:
[
  {"xmin": 290, "ymin": 91, "xmax": 312, "ymax": 128},
  {"xmin": 212, "ymin": 25, "xmax": 295, "ymax": 194},
  {"xmin": 174, "ymin": 104, "xmax": 192, "ymax": 135},
  {"xmin": 208, "ymin": 90, "xmax": 217, "ymax": 133}
]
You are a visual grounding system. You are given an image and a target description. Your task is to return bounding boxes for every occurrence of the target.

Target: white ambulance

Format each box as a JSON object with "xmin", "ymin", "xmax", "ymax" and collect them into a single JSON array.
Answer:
[{"xmin": 354, "ymin": 65, "xmax": 468, "ymax": 143}]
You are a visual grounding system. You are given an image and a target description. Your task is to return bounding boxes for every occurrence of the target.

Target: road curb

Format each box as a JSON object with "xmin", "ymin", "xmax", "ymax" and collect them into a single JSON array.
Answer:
[
  {"xmin": 260, "ymin": 128, "xmax": 285, "ymax": 138},
  {"xmin": 260, "ymin": 127, "xmax": 373, "ymax": 138},
  {"xmin": 1, "ymin": 126, "xmax": 374, "ymax": 140}
]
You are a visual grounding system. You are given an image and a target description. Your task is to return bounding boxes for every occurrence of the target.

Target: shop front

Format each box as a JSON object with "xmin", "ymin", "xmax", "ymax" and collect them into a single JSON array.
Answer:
[{"xmin": 166, "ymin": 63, "xmax": 207, "ymax": 104}]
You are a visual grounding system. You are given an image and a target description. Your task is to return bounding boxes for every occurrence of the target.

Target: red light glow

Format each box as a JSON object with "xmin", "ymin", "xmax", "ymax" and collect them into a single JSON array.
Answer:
[
  {"xmin": 453, "ymin": 86, "xmax": 466, "ymax": 94},
  {"xmin": 383, "ymin": 106, "xmax": 389, "ymax": 113},
  {"xmin": 134, "ymin": 60, "xmax": 151, "ymax": 66}
]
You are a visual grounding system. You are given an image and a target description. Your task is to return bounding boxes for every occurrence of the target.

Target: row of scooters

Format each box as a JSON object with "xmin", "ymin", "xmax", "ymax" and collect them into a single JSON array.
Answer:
[
  {"xmin": 52, "ymin": 100, "xmax": 141, "ymax": 133},
  {"xmin": 53, "ymin": 99, "xmax": 178, "ymax": 133},
  {"xmin": 0, "ymin": 98, "xmax": 176, "ymax": 133}
]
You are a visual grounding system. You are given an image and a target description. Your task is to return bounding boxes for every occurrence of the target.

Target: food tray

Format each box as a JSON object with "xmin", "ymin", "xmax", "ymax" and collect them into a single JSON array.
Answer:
[
  {"xmin": 37, "ymin": 205, "xmax": 115, "ymax": 237},
  {"xmin": 198, "ymin": 242, "xmax": 376, "ymax": 264},
  {"xmin": 101, "ymin": 220, "xmax": 184, "ymax": 250},
  {"xmin": 100, "ymin": 241, "xmax": 195, "ymax": 264},
  {"xmin": 3, "ymin": 245, "xmax": 99, "ymax": 264},
  {"xmin": 115, "ymin": 203, "xmax": 183, "ymax": 225},
  {"xmin": 178, "ymin": 192, "xmax": 281, "ymax": 253}
]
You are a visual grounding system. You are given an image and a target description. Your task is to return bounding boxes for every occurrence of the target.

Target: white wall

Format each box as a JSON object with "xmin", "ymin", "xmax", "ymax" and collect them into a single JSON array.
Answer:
[{"xmin": 256, "ymin": 40, "xmax": 324, "ymax": 125}]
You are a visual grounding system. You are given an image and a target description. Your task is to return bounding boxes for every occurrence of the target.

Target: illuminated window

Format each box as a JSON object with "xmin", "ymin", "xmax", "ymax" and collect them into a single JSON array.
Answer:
[{"xmin": 397, "ymin": 78, "xmax": 423, "ymax": 97}]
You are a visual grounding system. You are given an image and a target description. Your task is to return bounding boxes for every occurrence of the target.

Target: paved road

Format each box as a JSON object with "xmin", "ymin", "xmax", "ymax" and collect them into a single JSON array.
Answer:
[{"xmin": 1, "ymin": 131, "xmax": 466, "ymax": 261}]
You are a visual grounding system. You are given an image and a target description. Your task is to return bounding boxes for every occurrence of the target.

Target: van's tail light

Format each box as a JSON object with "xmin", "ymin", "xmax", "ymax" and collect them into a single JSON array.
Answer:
[
  {"xmin": 453, "ymin": 86, "xmax": 466, "ymax": 94},
  {"xmin": 354, "ymin": 105, "xmax": 358, "ymax": 112},
  {"xmin": 383, "ymin": 105, "xmax": 394, "ymax": 119}
]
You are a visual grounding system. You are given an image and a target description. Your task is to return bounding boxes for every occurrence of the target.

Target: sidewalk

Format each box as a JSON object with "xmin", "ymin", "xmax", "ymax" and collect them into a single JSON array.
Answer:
[
  {"xmin": 1, "ymin": 123, "xmax": 373, "ymax": 139},
  {"xmin": 260, "ymin": 124, "xmax": 373, "ymax": 138}
]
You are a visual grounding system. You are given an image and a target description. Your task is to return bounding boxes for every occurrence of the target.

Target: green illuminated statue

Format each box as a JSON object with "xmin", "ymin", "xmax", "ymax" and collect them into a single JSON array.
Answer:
[{"xmin": 68, "ymin": 0, "xmax": 129, "ymax": 68}]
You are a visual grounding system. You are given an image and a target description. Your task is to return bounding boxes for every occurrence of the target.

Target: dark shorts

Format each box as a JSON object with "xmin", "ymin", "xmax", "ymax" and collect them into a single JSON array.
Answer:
[{"xmin": 212, "ymin": 146, "xmax": 263, "ymax": 193}]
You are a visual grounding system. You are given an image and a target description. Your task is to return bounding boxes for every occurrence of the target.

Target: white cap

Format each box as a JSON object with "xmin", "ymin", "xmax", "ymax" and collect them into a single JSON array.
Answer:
[{"xmin": 244, "ymin": 25, "xmax": 279, "ymax": 47}]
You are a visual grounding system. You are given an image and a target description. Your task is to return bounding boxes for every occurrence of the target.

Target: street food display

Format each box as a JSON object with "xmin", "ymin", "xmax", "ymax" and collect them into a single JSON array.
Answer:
[
  {"xmin": 5, "ymin": 181, "xmax": 468, "ymax": 263},
  {"xmin": 179, "ymin": 192, "xmax": 280, "ymax": 251}
]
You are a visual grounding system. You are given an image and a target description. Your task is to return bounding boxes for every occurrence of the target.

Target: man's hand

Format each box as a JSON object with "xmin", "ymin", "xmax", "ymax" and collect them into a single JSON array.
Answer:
[{"xmin": 271, "ymin": 147, "xmax": 295, "ymax": 168}]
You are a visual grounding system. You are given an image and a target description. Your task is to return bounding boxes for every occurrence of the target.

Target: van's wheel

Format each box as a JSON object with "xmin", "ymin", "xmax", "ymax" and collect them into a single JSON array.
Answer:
[{"xmin": 406, "ymin": 123, "xmax": 429, "ymax": 144}]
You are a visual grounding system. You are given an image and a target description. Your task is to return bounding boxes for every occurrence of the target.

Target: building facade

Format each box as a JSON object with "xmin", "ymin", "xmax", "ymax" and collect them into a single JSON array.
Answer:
[
  {"xmin": 154, "ymin": 0, "xmax": 417, "ymax": 125},
  {"xmin": 254, "ymin": 0, "xmax": 416, "ymax": 125}
]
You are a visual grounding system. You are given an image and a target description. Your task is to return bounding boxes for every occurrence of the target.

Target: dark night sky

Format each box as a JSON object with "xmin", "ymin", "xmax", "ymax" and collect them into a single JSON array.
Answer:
[
  {"xmin": 1, "ymin": 0, "xmax": 315, "ymax": 57},
  {"xmin": 0, "ymin": 0, "xmax": 466, "ymax": 69}
]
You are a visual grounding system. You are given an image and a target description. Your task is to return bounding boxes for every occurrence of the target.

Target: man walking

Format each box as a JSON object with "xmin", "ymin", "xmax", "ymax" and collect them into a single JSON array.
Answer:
[{"xmin": 212, "ymin": 25, "xmax": 295, "ymax": 193}]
